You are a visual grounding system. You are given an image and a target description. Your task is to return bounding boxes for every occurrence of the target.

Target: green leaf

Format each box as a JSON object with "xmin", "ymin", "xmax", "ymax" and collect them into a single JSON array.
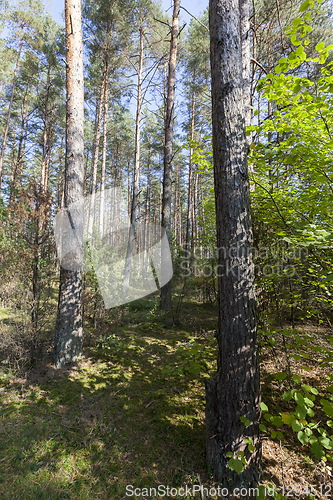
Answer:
[
  {"xmin": 297, "ymin": 430, "xmax": 309, "ymax": 445},
  {"xmin": 271, "ymin": 416, "xmax": 283, "ymax": 427},
  {"xmin": 294, "ymin": 392, "xmax": 305, "ymax": 405},
  {"xmin": 321, "ymin": 400, "xmax": 333, "ymax": 417},
  {"xmin": 292, "ymin": 420, "xmax": 303, "ymax": 432},
  {"xmin": 275, "ymin": 372, "xmax": 287, "ymax": 381},
  {"xmin": 319, "ymin": 437, "xmax": 332, "ymax": 450},
  {"xmin": 296, "ymin": 404, "xmax": 307, "ymax": 420},
  {"xmin": 311, "ymin": 443, "xmax": 325, "ymax": 460},
  {"xmin": 260, "ymin": 402, "xmax": 268, "ymax": 412},
  {"xmin": 293, "ymin": 17, "xmax": 303, "ymax": 27},
  {"xmin": 307, "ymin": 408, "xmax": 315, "ymax": 417},
  {"xmin": 291, "ymin": 34, "xmax": 302, "ymax": 46},
  {"xmin": 228, "ymin": 458, "xmax": 244, "ymax": 475},
  {"xmin": 301, "ymin": 384, "xmax": 312, "ymax": 392},
  {"xmin": 299, "ymin": 0, "xmax": 310, "ymax": 11},
  {"xmin": 226, "ymin": 452, "xmax": 233, "ymax": 458},
  {"xmin": 259, "ymin": 424, "xmax": 267, "ymax": 432},
  {"xmin": 316, "ymin": 42, "xmax": 325, "ymax": 51},
  {"xmin": 293, "ymin": 374, "xmax": 301, "ymax": 383},
  {"xmin": 256, "ymin": 485, "xmax": 266, "ymax": 500},
  {"xmin": 282, "ymin": 413, "xmax": 295, "ymax": 425},
  {"xmin": 282, "ymin": 391, "xmax": 293, "ymax": 401}
]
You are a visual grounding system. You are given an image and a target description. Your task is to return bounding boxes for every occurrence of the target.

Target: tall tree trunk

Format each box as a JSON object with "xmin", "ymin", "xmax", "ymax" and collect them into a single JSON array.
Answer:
[
  {"xmin": 99, "ymin": 61, "xmax": 110, "ymax": 237},
  {"xmin": 58, "ymin": 134, "xmax": 64, "ymax": 209},
  {"xmin": 91, "ymin": 59, "xmax": 107, "ymax": 195},
  {"xmin": 123, "ymin": 22, "xmax": 144, "ymax": 296},
  {"xmin": 54, "ymin": 0, "xmax": 85, "ymax": 368},
  {"xmin": 40, "ymin": 63, "xmax": 51, "ymax": 191},
  {"xmin": 192, "ymin": 171, "xmax": 197, "ymax": 250},
  {"xmin": 174, "ymin": 161, "xmax": 178, "ymax": 246},
  {"xmin": 240, "ymin": 0, "xmax": 251, "ymax": 135},
  {"xmin": 205, "ymin": 0, "xmax": 261, "ymax": 492},
  {"xmin": 9, "ymin": 119, "xmax": 18, "ymax": 202},
  {"xmin": 160, "ymin": 0, "xmax": 180, "ymax": 310},
  {"xmin": 44, "ymin": 103, "xmax": 54, "ymax": 192},
  {"xmin": 127, "ymin": 158, "xmax": 131, "ymax": 217},
  {"xmin": 145, "ymin": 147, "xmax": 151, "ymax": 252},
  {"xmin": 19, "ymin": 107, "xmax": 29, "ymax": 187},
  {"xmin": 12, "ymin": 88, "xmax": 28, "ymax": 194},
  {"xmin": 0, "ymin": 29, "xmax": 24, "ymax": 194},
  {"xmin": 84, "ymin": 150, "xmax": 89, "ymax": 197},
  {"xmin": 88, "ymin": 60, "xmax": 107, "ymax": 235},
  {"xmin": 185, "ymin": 76, "xmax": 196, "ymax": 270}
]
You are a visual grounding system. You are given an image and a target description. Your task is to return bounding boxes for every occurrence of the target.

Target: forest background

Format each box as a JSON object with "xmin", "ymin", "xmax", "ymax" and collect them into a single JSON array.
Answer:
[{"xmin": 0, "ymin": 0, "xmax": 333, "ymax": 498}]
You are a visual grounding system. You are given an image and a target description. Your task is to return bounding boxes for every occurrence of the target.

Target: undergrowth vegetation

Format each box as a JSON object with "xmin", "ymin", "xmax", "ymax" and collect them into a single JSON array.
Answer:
[{"xmin": 0, "ymin": 289, "xmax": 332, "ymax": 499}]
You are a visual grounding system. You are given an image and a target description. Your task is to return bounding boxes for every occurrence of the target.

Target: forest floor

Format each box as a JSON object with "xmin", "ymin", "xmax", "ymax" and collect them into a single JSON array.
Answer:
[{"xmin": 0, "ymin": 292, "xmax": 332, "ymax": 499}]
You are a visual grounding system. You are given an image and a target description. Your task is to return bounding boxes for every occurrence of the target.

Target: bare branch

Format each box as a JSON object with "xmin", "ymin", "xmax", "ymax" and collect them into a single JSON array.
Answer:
[
  {"xmin": 179, "ymin": 6, "xmax": 209, "ymax": 32},
  {"xmin": 250, "ymin": 57, "xmax": 267, "ymax": 74}
]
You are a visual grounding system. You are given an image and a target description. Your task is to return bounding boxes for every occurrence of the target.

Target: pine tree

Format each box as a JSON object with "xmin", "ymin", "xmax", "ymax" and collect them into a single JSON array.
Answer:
[
  {"xmin": 205, "ymin": 0, "xmax": 261, "ymax": 491},
  {"xmin": 54, "ymin": 0, "xmax": 85, "ymax": 368},
  {"xmin": 160, "ymin": 0, "xmax": 180, "ymax": 310}
]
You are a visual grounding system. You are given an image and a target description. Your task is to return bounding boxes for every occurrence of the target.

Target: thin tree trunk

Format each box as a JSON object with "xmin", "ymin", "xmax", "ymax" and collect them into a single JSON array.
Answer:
[
  {"xmin": 58, "ymin": 134, "xmax": 64, "ymax": 208},
  {"xmin": 174, "ymin": 161, "xmax": 178, "ymax": 246},
  {"xmin": 0, "ymin": 30, "xmax": 24, "ymax": 194},
  {"xmin": 123, "ymin": 22, "xmax": 144, "ymax": 296},
  {"xmin": 9, "ymin": 119, "xmax": 18, "ymax": 202},
  {"xmin": 54, "ymin": 0, "xmax": 85, "ymax": 368},
  {"xmin": 12, "ymin": 89, "xmax": 27, "ymax": 197},
  {"xmin": 32, "ymin": 212, "xmax": 40, "ymax": 333},
  {"xmin": 192, "ymin": 171, "xmax": 197, "ymax": 250},
  {"xmin": 268, "ymin": 100, "xmax": 273, "ymax": 192},
  {"xmin": 185, "ymin": 76, "xmax": 196, "ymax": 269},
  {"xmin": 88, "ymin": 59, "xmax": 107, "ymax": 235},
  {"xmin": 84, "ymin": 150, "xmax": 89, "ymax": 197},
  {"xmin": 99, "ymin": 61, "xmax": 110, "ymax": 237},
  {"xmin": 160, "ymin": 0, "xmax": 180, "ymax": 310},
  {"xmin": 127, "ymin": 158, "xmax": 131, "ymax": 217},
  {"xmin": 91, "ymin": 59, "xmax": 107, "ymax": 195},
  {"xmin": 205, "ymin": 0, "xmax": 261, "ymax": 492},
  {"xmin": 40, "ymin": 63, "xmax": 51, "ymax": 191},
  {"xmin": 145, "ymin": 147, "xmax": 151, "ymax": 253},
  {"xmin": 19, "ymin": 112, "xmax": 29, "ymax": 187},
  {"xmin": 257, "ymin": 91, "xmax": 261, "ymax": 141},
  {"xmin": 44, "ymin": 103, "xmax": 54, "ymax": 192}
]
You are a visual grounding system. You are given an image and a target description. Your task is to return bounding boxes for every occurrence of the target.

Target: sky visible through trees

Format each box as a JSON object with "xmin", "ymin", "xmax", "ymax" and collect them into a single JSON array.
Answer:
[{"xmin": 47, "ymin": 0, "xmax": 209, "ymax": 35}]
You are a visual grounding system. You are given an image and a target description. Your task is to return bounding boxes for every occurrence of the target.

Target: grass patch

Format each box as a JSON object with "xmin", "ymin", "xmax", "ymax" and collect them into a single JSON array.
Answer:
[{"xmin": 0, "ymin": 294, "xmax": 331, "ymax": 499}]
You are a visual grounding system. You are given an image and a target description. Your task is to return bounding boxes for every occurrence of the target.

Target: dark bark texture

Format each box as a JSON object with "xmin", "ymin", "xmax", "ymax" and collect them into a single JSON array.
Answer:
[
  {"xmin": 54, "ymin": 0, "xmax": 84, "ymax": 368},
  {"xmin": 160, "ymin": 0, "xmax": 180, "ymax": 310},
  {"xmin": 206, "ymin": 0, "xmax": 261, "ymax": 493}
]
